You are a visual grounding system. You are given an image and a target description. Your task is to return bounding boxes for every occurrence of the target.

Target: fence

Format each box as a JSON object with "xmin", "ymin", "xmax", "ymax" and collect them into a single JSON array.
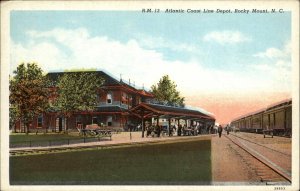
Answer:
[{"xmin": 10, "ymin": 136, "xmax": 110, "ymax": 148}]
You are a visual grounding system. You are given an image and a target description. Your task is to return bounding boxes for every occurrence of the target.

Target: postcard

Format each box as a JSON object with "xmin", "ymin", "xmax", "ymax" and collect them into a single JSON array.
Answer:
[{"xmin": 1, "ymin": 1, "xmax": 299, "ymax": 191}]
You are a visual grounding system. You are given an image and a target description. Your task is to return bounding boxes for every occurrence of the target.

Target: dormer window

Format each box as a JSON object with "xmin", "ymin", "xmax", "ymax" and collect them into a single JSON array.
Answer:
[{"xmin": 107, "ymin": 93, "xmax": 112, "ymax": 104}]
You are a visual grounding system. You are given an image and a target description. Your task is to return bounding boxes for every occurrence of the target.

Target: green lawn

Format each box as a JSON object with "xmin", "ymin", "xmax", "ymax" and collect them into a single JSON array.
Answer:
[{"xmin": 10, "ymin": 139, "xmax": 211, "ymax": 185}]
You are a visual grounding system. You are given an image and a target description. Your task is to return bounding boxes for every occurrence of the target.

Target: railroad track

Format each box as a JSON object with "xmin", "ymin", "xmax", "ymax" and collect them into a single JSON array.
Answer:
[
  {"xmin": 224, "ymin": 134, "xmax": 291, "ymax": 184},
  {"xmin": 229, "ymin": 133, "xmax": 291, "ymax": 157}
]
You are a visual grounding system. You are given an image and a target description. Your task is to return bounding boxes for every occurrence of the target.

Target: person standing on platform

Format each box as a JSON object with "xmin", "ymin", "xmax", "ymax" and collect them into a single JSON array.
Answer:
[
  {"xmin": 157, "ymin": 125, "xmax": 161, "ymax": 137},
  {"xmin": 218, "ymin": 125, "xmax": 223, "ymax": 138},
  {"xmin": 178, "ymin": 124, "xmax": 182, "ymax": 136},
  {"xmin": 226, "ymin": 125, "xmax": 230, "ymax": 135}
]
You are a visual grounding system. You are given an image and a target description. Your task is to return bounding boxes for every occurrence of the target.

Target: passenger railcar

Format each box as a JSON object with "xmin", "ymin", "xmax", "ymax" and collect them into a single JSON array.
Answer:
[{"xmin": 230, "ymin": 99, "xmax": 292, "ymax": 137}]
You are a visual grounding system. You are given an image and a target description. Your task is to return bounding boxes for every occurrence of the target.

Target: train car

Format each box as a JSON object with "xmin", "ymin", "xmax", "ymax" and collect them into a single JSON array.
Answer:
[
  {"xmin": 230, "ymin": 98, "xmax": 292, "ymax": 137},
  {"xmin": 239, "ymin": 118, "xmax": 245, "ymax": 131},
  {"xmin": 245, "ymin": 116, "xmax": 252, "ymax": 132},
  {"xmin": 251, "ymin": 110, "xmax": 264, "ymax": 133},
  {"xmin": 263, "ymin": 99, "xmax": 292, "ymax": 136}
]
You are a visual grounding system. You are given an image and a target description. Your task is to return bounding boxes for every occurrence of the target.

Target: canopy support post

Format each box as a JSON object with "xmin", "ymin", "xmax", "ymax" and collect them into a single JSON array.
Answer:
[
  {"xmin": 141, "ymin": 116, "xmax": 144, "ymax": 138},
  {"xmin": 168, "ymin": 118, "xmax": 171, "ymax": 136}
]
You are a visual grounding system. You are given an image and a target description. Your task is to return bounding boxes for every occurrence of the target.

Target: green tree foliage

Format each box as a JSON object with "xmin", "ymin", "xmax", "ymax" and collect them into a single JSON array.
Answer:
[
  {"xmin": 151, "ymin": 75, "xmax": 185, "ymax": 107},
  {"xmin": 9, "ymin": 106, "xmax": 20, "ymax": 133},
  {"xmin": 9, "ymin": 63, "xmax": 50, "ymax": 134},
  {"xmin": 54, "ymin": 72, "xmax": 104, "ymax": 130}
]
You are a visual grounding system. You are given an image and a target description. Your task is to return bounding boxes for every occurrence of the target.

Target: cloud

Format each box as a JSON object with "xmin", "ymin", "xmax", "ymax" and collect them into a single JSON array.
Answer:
[
  {"xmin": 253, "ymin": 48, "xmax": 286, "ymax": 59},
  {"xmin": 11, "ymin": 41, "xmax": 68, "ymax": 73},
  {"xmin": 253, "ymin": 41, "xmax": 291, "ymax": 59},
  {"xmin": 27, "ymin": 28, "xmax": 90, "ymax": 43},
  {"xmin": 135, "ymin": 34, "xmax": 198, "ymax": 53},
  {"xmin": 251, "ymin": 41, "xmax": 291, "ymax": 71},
  {"xmin": 203, "ymin": 30, "xmax": 251, "ymax": 44},
  {"xmin": 251, "ymin": 63, "xmax": 272, "ymax": 71},
  {"xmin": 250, "ymin": 41, "xmax": 292, "ymax": 93},
  {"xmin": 11, "ymin": 27, "xmax": 290, "ymax": 97}
]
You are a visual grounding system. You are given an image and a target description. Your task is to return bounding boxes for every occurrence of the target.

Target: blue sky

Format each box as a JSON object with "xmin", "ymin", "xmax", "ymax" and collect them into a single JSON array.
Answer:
[{"xmin": 10, "ymin": 11, "xmax": 292, "ymax": 97}]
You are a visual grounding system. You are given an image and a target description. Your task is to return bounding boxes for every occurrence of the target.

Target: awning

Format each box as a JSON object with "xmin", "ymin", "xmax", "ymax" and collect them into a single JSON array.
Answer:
[{"xmin": 129, "ymin": 103, "xmax": 215, "ymax": 122}]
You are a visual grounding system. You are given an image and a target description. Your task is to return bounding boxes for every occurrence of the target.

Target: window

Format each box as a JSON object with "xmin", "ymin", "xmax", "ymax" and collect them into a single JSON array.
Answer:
[
  {"xmin": 107, "ymin": 116, "xmax": 112, "ymax": 126},
  {"xmin": 76, "ymin": 116, "xmax": 82, "ymax": 128},
  {"xmin": 107, "ymin": 93, "xmax": 112, "ymax": 104},
  {"xmin": 37, "ymin": 115, "xmax": 43, "ymax": 128},
  {"xmin": 96, "ymin": 94, "xmax": 100, "ymax": 102},
  {"xmin": 92, "ymin": 117, "xmax": 98, "ymax": 124},
  {"xmin": 20, "ymin": 121, "xmax": 25, "ymax": 132},
  {"xmin": 136, "ymin": 96, "xmax": 141, "ymax": 105}
]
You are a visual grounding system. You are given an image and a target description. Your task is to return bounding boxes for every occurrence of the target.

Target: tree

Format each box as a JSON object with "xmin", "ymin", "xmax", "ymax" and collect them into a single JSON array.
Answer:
[
  {"xmin": 9, "ymin": 106, "xmax": 20, "ymax": 133},
  {"xmin": 53, "ymin": 72, "xmax": 104, "ymax": 131},
  {"xmin": 151, "ymin": 75, "xmax": 185, "ymax": 107},
  {"xmin": 9, "ymin": 63, "xmax": 50, "ymax": 134}
]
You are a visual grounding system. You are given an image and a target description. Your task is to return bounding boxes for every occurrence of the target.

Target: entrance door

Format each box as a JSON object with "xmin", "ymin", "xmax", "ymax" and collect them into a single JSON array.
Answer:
[
  {"xmin": 56, "ymin": 117, "xmax": 65, "ymax": 132},
  {"xmin": 59, "ymin": 118, "xmax": 63, "ymax": 132}
]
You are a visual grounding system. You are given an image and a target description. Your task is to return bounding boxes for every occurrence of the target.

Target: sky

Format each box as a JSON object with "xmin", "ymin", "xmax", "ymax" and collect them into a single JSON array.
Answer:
[{"xmin": 10, "ymin": 11, "xmax": 292, "ymax": 124}]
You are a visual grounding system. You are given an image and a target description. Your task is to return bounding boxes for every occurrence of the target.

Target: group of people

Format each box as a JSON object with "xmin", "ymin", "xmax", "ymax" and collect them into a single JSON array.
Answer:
[
  {"xmin": 125, "ymin": 123, "xmax": 142, "ymax": 132},
  {"xmin": 176, "ymin": 124, "xmax": 199, "ymax": 136},
  {"xmin": 127, "ymin": 121, "xmax": 231, "ymax": 138},
  {"xmin": 145, "ymin": 123, "xmax": 218, "ymax": 137},
  {"xmin": 217, "ymin": 125, "xmax": 231, "ymax": 138},
  {"xmin": 145, "ymin": 125, "xmax": 168, "ymax": 137}
]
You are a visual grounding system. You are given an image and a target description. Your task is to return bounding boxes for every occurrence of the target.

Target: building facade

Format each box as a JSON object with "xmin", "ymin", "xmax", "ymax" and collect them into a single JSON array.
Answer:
[
  {"xmin": 12, "ymin": 71, "xmax": 215, "ymax": 133},
  {"xmin": 13, "ymin": 71, "xmax": 154, "ymax": 132}
]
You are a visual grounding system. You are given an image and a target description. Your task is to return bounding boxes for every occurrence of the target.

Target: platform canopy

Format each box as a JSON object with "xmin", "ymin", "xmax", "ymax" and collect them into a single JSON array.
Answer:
[{"xmin": 129, "ymin": 102, "xmax": 215, "ymax": 122}]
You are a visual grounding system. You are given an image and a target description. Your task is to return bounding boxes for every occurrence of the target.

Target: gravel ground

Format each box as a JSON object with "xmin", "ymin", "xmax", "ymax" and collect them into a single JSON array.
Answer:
[
  {"xmin": 211, "ymin": 132, "xmax": 292, "ymax": 184},
  {"xmin": 211, "ymin": 134, "xmax": 260, "ymax": 183},
  {"xmin": 233, "ymin": 132, "xmax": 291, "ymax": 155},
  {"xmin": 229, "ymin": 132, "xmax": 291, "ymax": 177}
]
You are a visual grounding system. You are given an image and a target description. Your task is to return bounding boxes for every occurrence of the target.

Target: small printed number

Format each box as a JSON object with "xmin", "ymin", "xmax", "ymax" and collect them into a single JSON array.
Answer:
[{"xmin": 274, "ymin": 187, "xmax": 285, "ymax": 190}]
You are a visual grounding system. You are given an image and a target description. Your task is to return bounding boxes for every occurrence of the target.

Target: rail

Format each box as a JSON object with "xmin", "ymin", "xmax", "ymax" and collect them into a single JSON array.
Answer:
[
  {"xmin": 230, "ymin": 133, "xmax": 291, "ymax": 157},
  {"xmin": 224, "ymin": 134, "xmax": 291, "ymax": 183}
]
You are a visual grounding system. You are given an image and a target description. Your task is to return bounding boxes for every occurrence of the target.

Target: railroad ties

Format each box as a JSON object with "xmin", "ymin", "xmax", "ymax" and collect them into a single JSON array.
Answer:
[{"xmin": 224, "ymin": 134, "xmax": 291, "ymax": 184}]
